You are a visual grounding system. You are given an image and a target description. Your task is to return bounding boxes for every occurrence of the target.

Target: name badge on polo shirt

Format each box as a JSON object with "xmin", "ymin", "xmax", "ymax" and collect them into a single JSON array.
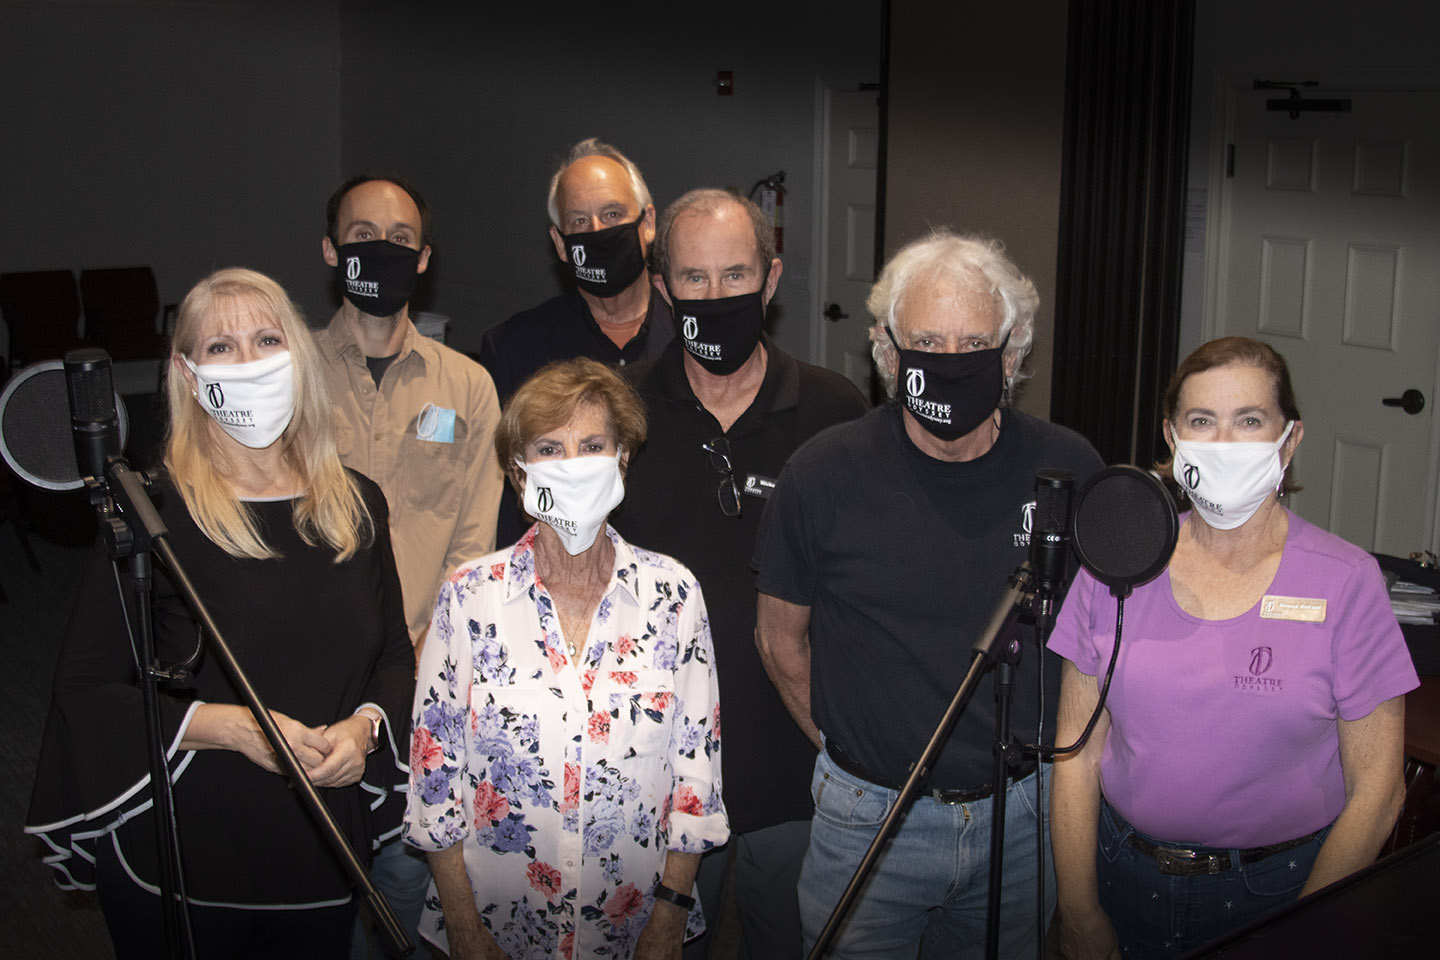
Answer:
[
  {"xmin": 1259, "ymin": 595, "xmax": 1327, "ymax": 623},
  {"xmin": 416, "ymin": 403, "xmax": 456, "ymax": 443},
  {"xmin": 742, "ymin": 474, "xmax": 776, "ymax": 499}
]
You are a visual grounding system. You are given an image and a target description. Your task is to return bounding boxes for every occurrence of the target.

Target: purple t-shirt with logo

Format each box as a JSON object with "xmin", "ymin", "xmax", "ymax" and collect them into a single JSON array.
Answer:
[{"xmin": 1049, "ymin": 511, "xmax": 1418, "ymax": 848}]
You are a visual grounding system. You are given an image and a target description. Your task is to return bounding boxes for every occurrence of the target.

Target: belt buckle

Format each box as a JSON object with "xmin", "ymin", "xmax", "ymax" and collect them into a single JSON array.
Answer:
[
  {"xmin": 1155, "ymin": 846, "xmax": 1197, "ymax": 875},
  {"xmin": 931, "ymin": 784, "xmax": 990, "ymax": 805}
]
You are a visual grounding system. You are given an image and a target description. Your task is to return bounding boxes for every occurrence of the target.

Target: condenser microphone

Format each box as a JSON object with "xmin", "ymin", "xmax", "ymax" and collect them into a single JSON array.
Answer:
[
  {"xmin": 64, "ymin": 348, "xmax": 122, "ymax": 481},
  {"xmin": 1029, "ymin": 469, "xmax": 1074, "ymax": 597},
  {"xmin": 0, "ymin": 357, "xmax": 130, "ymax": 491}
]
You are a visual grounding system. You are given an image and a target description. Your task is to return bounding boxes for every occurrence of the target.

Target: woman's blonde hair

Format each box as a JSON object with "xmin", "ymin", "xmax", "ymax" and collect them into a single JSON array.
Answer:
[{"xmin": 164, "ymin": 268, "xmax": 371, "ymax": 561}]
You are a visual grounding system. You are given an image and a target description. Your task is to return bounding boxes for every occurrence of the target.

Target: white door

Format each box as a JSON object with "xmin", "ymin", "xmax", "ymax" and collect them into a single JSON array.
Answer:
[
  {"xmin": 1213, "ymin": 87, "xmax": 1440, "ymax": 556},
  {"xmin": 815, "ymin": 87, "xmax": 880, "ymax": 395}
]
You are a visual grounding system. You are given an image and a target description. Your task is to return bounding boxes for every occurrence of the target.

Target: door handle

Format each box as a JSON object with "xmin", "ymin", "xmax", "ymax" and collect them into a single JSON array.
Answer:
[
  {"xmin": 823, "ymin": 303, "xmax": 849, "ymax": 322},
  {"xmin": 1382, "ymin": 389, "xmax": 1426, "ymax": 415}
]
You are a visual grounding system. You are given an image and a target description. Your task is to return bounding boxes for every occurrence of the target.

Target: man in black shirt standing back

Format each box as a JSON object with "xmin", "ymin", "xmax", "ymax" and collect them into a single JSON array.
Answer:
[
  {"xmin": 616, "ymin": 189, "xmax": 868, "ymax": 958},
  {"xmin": 478, "ymin": 137, "xmax": 674, "ymax": 405},
  {"xmin": 480, "ymin": 138, "xmax": 677, "ymax": 545}
]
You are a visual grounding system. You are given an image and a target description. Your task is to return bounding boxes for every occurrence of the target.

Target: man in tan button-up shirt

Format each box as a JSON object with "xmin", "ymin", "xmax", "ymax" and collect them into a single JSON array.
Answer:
[
  {"xmin": 317, "ymin": 175, "xmax": 504, "ymax": 649},
  {"xmin": 316, "ymin": 174, "xmax": 504, "ymax": 956}
]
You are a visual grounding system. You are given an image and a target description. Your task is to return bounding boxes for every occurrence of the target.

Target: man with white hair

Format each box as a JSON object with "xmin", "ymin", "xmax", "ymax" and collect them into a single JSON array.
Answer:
[
  {"xmin": 753, "ymin": 230, "xmax": 1102, "ymax": 958},
  {"xmin": 478, "ymin": 137, "xmax": 675, "ymax": 406}
]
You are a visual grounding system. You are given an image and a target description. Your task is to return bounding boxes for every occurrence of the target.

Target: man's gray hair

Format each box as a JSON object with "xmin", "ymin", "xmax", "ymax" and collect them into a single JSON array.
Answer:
[
  {"xmin": 653, "ymin": 188, "xmax": 776, "ymax": 281},
  {"xmin": 546, "ymin": 138, "xmax": 653, "ymax": 228},
  {"xmin": 867, "ymin": 230, "xmax": 1037, "ymax": 399}
]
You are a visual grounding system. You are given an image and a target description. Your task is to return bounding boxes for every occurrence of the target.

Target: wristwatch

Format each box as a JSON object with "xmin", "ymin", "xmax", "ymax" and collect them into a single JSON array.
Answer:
[
  {"xmin": 360, "ymin": 711, "xmax": 382, "ymax": 754},
  {"xmin": 653, "ymin": 882, "xmax": 696, "ymax": 911}
]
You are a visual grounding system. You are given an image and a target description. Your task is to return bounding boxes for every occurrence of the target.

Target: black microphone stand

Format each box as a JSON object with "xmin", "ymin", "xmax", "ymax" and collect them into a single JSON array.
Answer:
[
  {"xmin": 983, "ymin": 583, "xmax": 1061, "ymax": 960},
  {"xmin": 806, "ymin": 564, "xmax": 1035, "ymax": 960},
  {"xmin": 85, "ymin": 468, "xmax": 193, "ymax": 959},
  {"xmin": 94, "ymin": 460, "xmax": 414, "ymax": 958}
]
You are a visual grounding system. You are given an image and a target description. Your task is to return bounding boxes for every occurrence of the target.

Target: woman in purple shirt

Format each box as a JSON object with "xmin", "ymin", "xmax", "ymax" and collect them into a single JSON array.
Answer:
[{"xmin": 1049, "ymin": 337, "xmax": 1417, "ymax": 959}]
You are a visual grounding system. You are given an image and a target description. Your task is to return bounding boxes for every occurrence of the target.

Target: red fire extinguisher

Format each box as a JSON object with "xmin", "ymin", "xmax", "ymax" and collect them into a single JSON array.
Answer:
[{"xmin": 751, "ymin": 171, "xmax": 786, "ymax": 254}]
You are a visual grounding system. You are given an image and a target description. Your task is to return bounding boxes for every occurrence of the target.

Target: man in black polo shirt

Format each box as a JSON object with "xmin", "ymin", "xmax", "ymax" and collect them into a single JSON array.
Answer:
[
  {"xmin": 616, "ymin": 189, "xmax": 868, "ymax": 958},
  {"xmin": 753, "ymin": 230, "xmax": 1103, "ymax": 959},
  {"xmin": 478, "ymin": 137, "xmax": 674, "ymax": 405}
]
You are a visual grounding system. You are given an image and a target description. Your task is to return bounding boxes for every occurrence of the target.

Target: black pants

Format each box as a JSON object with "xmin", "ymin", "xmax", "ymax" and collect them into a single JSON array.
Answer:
[{"xmin": 96, "ymin": 841, "xmax": 356, "ymax": 960}]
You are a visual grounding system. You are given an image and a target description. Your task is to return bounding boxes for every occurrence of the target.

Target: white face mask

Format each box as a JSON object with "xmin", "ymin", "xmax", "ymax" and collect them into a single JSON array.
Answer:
[
  {"xmin": 184, "ymin": 351, "xmax": 296, "ymax": 449},
  {"xmin": 519, "ymin": 452, "xmax": 625, "ymax": 555},
  {"xmin": 1171, "ymin": 421, "xmax": 1295, "ymax": 530}
]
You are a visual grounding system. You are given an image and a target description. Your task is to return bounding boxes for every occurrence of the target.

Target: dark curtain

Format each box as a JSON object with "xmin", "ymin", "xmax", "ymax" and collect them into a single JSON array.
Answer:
[{"xmin": 1050, "ymin": 0, "xmax": 1195, "ymax": 468}]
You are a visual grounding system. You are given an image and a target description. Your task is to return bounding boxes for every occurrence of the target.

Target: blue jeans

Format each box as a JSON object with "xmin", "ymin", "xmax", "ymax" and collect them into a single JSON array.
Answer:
[
  {"xmin": 1097, "ymin": 798, "xmax": 1329, "ymax": 958},
  {"xmin": 798, "ymin": 749, "xmax": 1053, "ymax": 960}
]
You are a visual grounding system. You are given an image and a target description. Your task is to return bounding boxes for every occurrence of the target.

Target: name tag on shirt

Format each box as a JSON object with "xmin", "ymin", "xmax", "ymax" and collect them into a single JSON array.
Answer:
[
  {"xmin": 1259, "ymin": 595, "xmax": 1327, "ymax": 623},
  {"xmin": 742, "ymin": 474, "xmax": 776, "ymax": 499}
]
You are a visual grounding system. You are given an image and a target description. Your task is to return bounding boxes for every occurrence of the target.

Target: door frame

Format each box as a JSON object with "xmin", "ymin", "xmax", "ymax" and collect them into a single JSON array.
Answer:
[{"xmin": 810, "ymin": 79, "xmax": 884, "ymax": 385}]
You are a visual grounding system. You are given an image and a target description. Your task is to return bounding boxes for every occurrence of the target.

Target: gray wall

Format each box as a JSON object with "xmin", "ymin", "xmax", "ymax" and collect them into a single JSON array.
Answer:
[
  {"xmin": 0, "ymin": 0, "xmax": 342, "ymax": 319},
  {"xmin": 883, "ymin": 2, "xmax": 1070, "ymax": 419},
  {"xmin": 2, "ymin": 0, "xmax": 880, "ymax": 365}
]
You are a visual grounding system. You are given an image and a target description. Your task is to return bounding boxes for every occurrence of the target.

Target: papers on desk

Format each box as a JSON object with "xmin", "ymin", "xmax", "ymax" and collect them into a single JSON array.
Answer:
[{"xmin": 1387, "ymin": 575, "xmax": 1440, "ymax": 625}]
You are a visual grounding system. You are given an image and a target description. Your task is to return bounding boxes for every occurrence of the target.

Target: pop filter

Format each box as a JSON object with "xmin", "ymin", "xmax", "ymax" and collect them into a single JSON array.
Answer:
[
  {"xmin": 0, "ymin": 360, "xmax": 130, "ymax": 490},
  {"xmin": 1072, "ymin": 465, "xmax": 1178, "ymax": 598}
]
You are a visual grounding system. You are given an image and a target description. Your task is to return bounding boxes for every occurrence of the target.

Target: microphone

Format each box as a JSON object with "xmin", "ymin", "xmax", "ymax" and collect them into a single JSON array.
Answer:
[
  {"xmin": 1029, "ymin": 469, "xmax": 1074, "ymax": 598},
  {"xmin": 0, "ymin": 358, "xmax": 130, "ymax": 491},
  {"xmin": 64, "ymin": 348, "xmax": 122, "ymax": 481}
]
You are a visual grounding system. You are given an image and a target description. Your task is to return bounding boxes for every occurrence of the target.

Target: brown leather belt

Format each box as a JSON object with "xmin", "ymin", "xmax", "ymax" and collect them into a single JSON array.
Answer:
[
  {"xmin": 825, "ymin": 742, "xmax": 1037, "ymax": 806},
  {"xmin": 1126, "ymin": 829, "xmax": 1324, "ymax": 876}
]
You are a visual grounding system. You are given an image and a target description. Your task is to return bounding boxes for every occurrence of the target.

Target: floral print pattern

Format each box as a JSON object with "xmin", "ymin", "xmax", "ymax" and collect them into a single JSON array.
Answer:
[{"xmin": 405, "ymin": 527, "xmax": 727, "ymax": 959}]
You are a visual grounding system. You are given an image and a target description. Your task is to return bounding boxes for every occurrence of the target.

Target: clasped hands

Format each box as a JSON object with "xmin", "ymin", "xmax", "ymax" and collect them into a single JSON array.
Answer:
[{"xmin": 235, "ymin": 707, "xmax": 374, "ymax": 788}]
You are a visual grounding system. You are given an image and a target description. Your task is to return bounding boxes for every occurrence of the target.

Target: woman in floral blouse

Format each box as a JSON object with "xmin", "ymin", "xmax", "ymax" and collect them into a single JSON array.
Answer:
[{"xmin": 404, "ymin": 358, "xmax": 728, "ymax": 959}]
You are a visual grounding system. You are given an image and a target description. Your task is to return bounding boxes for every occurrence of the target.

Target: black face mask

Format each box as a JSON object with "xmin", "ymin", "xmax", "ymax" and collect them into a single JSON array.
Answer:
[
  {"xmin": 335, "ymin": 240, "xmax": 421, "ymax": 318},
  {"xmin": 886, "ymin": 327, "xmax": 1009, "ymax": 441},
  {"xmin": 561, "ymin": 215, "xmax": 648, "ymax": 298},
  {"xmin": 670, "ymin": 289, "xmax": 767, "ymax": 376}
]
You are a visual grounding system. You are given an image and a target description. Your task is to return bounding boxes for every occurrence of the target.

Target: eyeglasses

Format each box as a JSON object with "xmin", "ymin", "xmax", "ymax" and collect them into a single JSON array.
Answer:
[{"xmin": 702, "ymin": 437, "xmax": 742, "ymax": 518}]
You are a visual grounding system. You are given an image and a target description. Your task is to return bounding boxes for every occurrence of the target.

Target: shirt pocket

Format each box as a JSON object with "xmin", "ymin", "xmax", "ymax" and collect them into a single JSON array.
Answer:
[
  {"xmin": 596, "ymin": 668, "xmax": 675, "ymax": 760},
  {"xmin": 397, "ymin": 431, "xmax": 463, "ymax": 517}
]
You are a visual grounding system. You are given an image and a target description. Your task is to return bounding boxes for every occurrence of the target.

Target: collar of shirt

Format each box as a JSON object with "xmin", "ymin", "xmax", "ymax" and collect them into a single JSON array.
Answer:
[
  {"xmin": 892, "ymin": 401, "xmax": 1018, "ymax": 478},
  {"xmin": 502, "ymin": 524, "xmax": 644, "ymax": 610},
  {"xmin": 576, "ymin": 287, "xmax": 665, "ymax": 362},
  {"xmin": 321, "ymin": 309, "xmax": 426, "ymax": 373},
  {"xmin": 644, "ymin": 333, "xmax": 801, "ymax": 433}
]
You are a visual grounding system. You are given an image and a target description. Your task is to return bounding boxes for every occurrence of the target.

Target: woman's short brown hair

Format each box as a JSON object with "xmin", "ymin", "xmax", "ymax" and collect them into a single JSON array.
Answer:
[
  {"xmin": 495, "ymin": 358, "xmax": 648, "ymax": 496},
  {"xmin": 1156, "ymin": 336, "xmax": 1303, "ymax": 495}
]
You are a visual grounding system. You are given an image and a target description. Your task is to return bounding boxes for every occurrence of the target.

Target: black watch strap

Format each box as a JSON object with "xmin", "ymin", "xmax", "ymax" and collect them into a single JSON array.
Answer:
[{"xmin": 653, "ymin": 882, "xmax": 696, "ymax": 911}]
